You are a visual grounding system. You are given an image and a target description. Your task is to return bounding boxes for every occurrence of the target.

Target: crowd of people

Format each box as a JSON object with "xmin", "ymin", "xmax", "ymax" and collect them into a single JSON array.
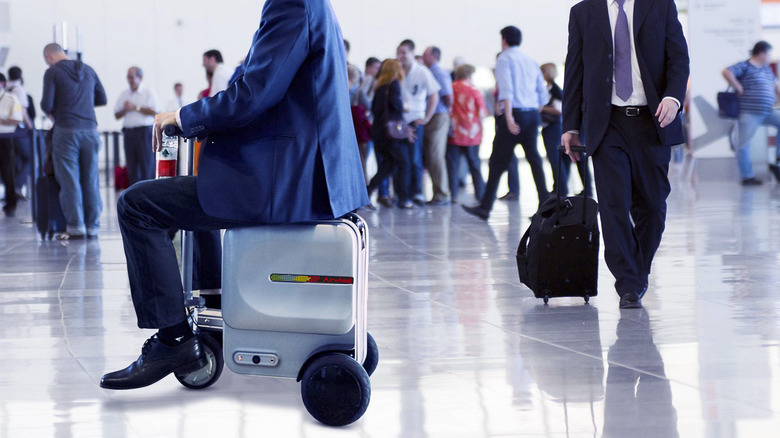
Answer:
[{"xmin": 344, "ymin": 29, "xmax": 591, "ymax": 214}]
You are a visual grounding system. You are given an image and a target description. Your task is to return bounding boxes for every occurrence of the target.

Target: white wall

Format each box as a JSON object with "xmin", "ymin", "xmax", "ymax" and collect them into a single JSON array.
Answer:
[{"xmin": 0, "ymin": 0, "xmax": 580, "ymax": 131}]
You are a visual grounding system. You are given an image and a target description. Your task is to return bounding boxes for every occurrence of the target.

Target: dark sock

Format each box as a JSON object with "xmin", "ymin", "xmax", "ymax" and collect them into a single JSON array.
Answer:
[{"xmin": 158, "ymin": 320, "xmax": 194, "ymax": 346}]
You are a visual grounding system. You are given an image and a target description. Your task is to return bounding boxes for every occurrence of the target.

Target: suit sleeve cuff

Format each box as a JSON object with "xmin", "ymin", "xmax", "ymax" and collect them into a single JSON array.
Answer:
[
  {"xmin": 662, "ymin": 96, "xmax": 681, "ymax": 110},
  {"xmin": 566, "ymin": 130, "xmax": 580, "ymax": 135},
  {"xmin": 175, "ymin": 108, "xmax": 183, "ymax": 129}
]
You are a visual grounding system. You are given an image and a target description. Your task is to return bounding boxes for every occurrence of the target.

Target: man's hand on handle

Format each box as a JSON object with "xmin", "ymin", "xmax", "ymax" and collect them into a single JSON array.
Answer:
[
  {"xmin": 153, "ymin": 112, "xmax": 180, "ymax": 152},
  {"xmin": 562, "ymin": 132, "xmax": 583, "ymax": 162}
]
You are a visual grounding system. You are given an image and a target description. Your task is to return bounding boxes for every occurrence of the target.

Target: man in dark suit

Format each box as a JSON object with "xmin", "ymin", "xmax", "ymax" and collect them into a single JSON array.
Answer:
[
  {"xmin": 561, "ymin": 0, "xmax": 689, "ymax": 309},
  {"xmin": 100, "ymin": 0, "xmax": 369, "ymax": 389}
]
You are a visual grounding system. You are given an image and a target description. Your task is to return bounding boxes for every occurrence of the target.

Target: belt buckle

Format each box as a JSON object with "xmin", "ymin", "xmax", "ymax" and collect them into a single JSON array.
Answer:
[{"xmin": 625, "ymin": 107, "xmax": 640, "ymax": 117}]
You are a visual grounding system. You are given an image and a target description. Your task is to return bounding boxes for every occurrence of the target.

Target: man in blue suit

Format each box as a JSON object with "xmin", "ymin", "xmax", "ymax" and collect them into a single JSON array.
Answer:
[
  {"xmin": 561, "ymin": 0, "xmax": 689, "ymax": 309},
  {"xmin": 101, "ymin": 0, "xmax": 369, "ymax": 389}
]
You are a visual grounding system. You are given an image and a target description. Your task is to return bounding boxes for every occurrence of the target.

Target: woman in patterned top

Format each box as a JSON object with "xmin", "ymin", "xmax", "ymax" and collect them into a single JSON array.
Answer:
[{"xmin": 446, "ymin": 64, "xmax": 487, "ymax": 203}]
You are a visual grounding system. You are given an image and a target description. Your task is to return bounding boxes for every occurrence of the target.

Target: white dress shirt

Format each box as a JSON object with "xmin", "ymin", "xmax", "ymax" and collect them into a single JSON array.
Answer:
[
  {"xmin": 209, "ymin": 64, "xmax": 232, "ymax": 97},
  {"xmin": 401, "ymin": 62, "xmax": 441, "ymax": 123},
  {"xmin": 114, "ymin": 84, "xmax": 158, "ymax": 128},
  {"xmin": 607, "ymin": 0, "xmax": 679, "ymax": 108}
]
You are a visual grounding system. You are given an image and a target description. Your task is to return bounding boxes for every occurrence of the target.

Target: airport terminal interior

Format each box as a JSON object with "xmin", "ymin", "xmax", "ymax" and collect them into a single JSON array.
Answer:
[
  {"xmin": 2, "ymin": 158, "xmax": 780, "ymax": 437},
  {"xmin": 4, "ymin": 0, "xmax": 780, "ymax": 437}
]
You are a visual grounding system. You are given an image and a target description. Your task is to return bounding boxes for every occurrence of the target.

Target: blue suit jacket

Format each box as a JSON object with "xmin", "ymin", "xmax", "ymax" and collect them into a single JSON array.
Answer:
[
  {"xmin": 562, "ymin": 0, "xmax": 689, "ymax": 154},
  {"xmin": 179, "ymin": 0, "xmax": 368, "ymax": 223}
]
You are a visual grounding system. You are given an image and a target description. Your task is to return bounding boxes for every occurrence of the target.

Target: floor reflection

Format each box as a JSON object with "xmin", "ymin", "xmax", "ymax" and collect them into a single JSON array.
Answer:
[{"xmin": 604, "ymin": 309, "xmax": 678, "ymax": 438}]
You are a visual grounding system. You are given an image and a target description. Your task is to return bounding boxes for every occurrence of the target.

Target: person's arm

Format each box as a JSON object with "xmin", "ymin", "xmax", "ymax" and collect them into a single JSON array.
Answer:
[
  {"xmin": 561, "ymin": 6, "xmax": 585, "ymax": 161},
  {"xmin": 418, "ymin": 92, "xmax": 439, "ymax": 126},
  {"xmin": 723, "ymin": 68, "xmax": 744, "ymax": 95},
  {"xmin": 114, "ymin": 93, "xmax": 128, "ymax": 120},
  {"xmin": 536, "ymin": 71, "xmax": 550, "ymax": 109},
  {"xmin": 389, "ymin": 81, "xmax": 404, "ymax": 113},
  {"xmin": 93, "ymin": 70, "xmax": 107, "ymax": 107},
  {"xmin": 40, "ymin": 70, "xmax": 55, "ymax": 117},
  {"xmin": 440, "ymin": 73, "xmax": 454, "ymax": 111},
  {"xmin": 495, "ymin": 56, "xmax": 521, "ymax": 135},
  {"xmin": 656, "ymin": 0, "xmax": 689, "ymax": 127}
]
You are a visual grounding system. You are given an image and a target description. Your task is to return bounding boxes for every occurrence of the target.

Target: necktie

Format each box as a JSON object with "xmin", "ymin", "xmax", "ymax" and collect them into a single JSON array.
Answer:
[{"xmin": 614, "ymin": 0, "xmax": 633, "ymax": 101}]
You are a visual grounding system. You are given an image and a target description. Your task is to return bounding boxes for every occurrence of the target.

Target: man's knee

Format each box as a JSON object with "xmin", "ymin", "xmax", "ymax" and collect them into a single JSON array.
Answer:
[{"xmin": 117, "ymin": 180, "xmax": 155, "ymax": 220}]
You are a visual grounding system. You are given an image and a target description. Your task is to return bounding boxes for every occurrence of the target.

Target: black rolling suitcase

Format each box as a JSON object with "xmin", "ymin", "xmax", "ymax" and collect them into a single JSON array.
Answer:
[
  {"xmin": 516, "ymin": 146, "xmax": 599, "ymax": 304},
  {"xmin": 34, "ymin": 131, "xmax": 66, "ymax": 240}
]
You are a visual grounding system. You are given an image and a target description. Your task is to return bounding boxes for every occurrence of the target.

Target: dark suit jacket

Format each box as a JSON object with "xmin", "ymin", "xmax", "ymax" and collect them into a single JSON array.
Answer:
[
  {"xmin": 562, "ymin": 0, "xmax": 689, "ymax": 154},
  {"xmin": 179, "ymin": 0, "xmax": 369, "ymax": 223}
]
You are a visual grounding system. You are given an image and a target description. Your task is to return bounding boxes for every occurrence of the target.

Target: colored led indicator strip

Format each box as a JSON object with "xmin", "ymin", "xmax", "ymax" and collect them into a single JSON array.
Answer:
[{"xmin": 270, "ymin": 274, "xmax": 354, "ymax": 285}]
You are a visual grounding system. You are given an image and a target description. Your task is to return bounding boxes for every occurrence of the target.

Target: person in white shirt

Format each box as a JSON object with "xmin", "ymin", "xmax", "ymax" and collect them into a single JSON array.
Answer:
[
  {"xmin": 114, "ymin": 67, "xmax": 158, "ymax": 184},
  {"xmin": 397, "ymin": 39, "xmax": 440, "ymax": 206},
  {"xmin": 6, "ymin": 66, "xmax": 34, "ymax": 197},
  {"xmin": 165, "ymin": 83, "xmax": 187, "ymax": 112},
  {"xmin": 0, "ymin": 72, "xmax": 23, "ymax": 216},
  {"xmin": 203, "ymin": 50, "xmax": 232, "ymax": 97}
]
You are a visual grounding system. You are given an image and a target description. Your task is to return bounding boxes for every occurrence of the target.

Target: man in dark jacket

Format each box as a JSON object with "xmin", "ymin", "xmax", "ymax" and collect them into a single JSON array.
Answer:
[
  {"xmin": 40, "ymin": 43, "xmax": 107, "ymax": 240},
  {"xmin": 561, "ymin": 0, "xmax": 689, "ymax": 309},
  {"xmin": 100, "ymin": 0, "xmax": 368, "ymax": 390}
]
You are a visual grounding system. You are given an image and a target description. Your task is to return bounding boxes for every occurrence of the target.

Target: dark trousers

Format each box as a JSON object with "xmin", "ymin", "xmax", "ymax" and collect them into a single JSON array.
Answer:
[
  {"xmin": 0, "ymin": 138, "xmax": 17, "ymax": 214},
  {"xmin": 13, "ymin": 133, "xmax": 32, "ymax": 190},
  {"xmin": 408, "ymin": 124, "xmax": 425, "ymax": 199},
  {"xmin": 369, "ymin": 134, "xmax": 411, "ymax": 203},
  {"xmin": 506, "ymin": 154, "xmax": 520, "ymax": 195},
  {"xmin": 446, "ymin": 144, "xmax": 484, "ymax": 201},
  {"xmin": 118, "ymin": 176, "xmax": 257, "ymax": 328},
  {"xmin": 593, "ymin": 107, "xmax": 671, "ymax": 296},
  {"xmin": 541, "ymin": 121, "xmax": 593, "ymax": 196},
  {"xmin": 480, "ymin": 110, "xmax": 548, "ymax": 211},
  {"xmin": 123, "ymin": 126, "xmax": 155, "ymax": 185}
]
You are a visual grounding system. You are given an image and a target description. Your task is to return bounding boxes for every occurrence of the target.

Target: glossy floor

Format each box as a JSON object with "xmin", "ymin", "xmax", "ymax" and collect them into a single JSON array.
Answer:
[{"xmin": 1, "ymin": 159, "xmax": 780, "ymax": 437}]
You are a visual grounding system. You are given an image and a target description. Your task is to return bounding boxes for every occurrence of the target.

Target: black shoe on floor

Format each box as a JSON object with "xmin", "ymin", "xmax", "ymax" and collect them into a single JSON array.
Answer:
[
  {"xmin": 377, "ymin": 196, "xmax": 394, "ymax": 208},
  {"xmin": 462, "ymin": 204, "xmax": 489, "ymax": 220},
  {"xmin": 741, "ymin": 177, "xmax": 763, "ymax": 186},
  {"xmin": 498, "ymin": 192, "xmax": 518, "ymax": 201},
  {"xmin": 770, "ymin": 164, "xmax": 780, "ymax": 182},
  {"xmin": 619, "ymin": 291, "xmax": 643, "ymax": 309},
  {"xmin": 427, "ymin": 199, "xmax": 451, "ymax": 206},
  {"xmin": 100, "ymin": 334, "xmax": 206, "ymax": 390}
]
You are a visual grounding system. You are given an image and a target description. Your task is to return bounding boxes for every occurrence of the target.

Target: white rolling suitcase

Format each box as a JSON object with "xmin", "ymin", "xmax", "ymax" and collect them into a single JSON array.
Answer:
[{"xmin": 163, "ymin": 127, "xmax": 377, "ymax": 427}]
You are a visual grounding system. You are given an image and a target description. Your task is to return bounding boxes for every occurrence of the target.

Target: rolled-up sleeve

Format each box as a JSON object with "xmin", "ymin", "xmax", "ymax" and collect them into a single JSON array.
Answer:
[{"xmin": 495, "ymin": 56, "xmax": 513, "ymax": 103}]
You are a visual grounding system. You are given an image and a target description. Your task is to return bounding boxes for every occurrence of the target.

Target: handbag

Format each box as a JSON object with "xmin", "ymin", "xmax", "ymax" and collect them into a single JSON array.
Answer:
[
  {"xmin": 717, "ymin": 87, "xmax": 739, "ymax": 119},
  {"xmin": 383, "ymin": 85, "xmax": 411, "ymax": 140}
]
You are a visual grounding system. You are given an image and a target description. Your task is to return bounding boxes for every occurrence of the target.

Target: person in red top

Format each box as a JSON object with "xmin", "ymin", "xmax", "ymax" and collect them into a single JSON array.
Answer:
[{"xmin": 447, "ymin": 64, "xmax": 487, "ymax": 203}]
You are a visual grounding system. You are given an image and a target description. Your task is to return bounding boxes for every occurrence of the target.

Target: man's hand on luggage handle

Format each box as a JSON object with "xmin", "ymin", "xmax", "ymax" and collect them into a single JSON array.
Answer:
[
  {"xmin": 153, "ymin": 112, "xmax": 180, "ymax": 152},
  {"xmin": 562, "ymin": 132, "xmax": 582, "ymax": 162}
]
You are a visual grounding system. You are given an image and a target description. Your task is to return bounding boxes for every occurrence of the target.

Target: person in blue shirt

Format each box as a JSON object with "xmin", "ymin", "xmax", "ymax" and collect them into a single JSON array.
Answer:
[
  {"xmin": 723, "ymin": 41, "xmax": 780, "ymax": 185},
  {"xmin": 100, "ymin": 0, "xmax": 369, "ymax": 390},
  {"xmin": 463, "ymin": 26, "xmax": 550, "ymax": 220}
]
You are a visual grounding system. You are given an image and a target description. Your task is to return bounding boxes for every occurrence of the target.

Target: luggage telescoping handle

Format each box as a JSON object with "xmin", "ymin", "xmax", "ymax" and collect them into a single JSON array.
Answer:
[
  {"xmin": 557, "ymin": 145, "xmax": 591, "ymax": 225},
  {"xmin": 162, "ymin": 124, "xmax": 198, "ymax": 302}
]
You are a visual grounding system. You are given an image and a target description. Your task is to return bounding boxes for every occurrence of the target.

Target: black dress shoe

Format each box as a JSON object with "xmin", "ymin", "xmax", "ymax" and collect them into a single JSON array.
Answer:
[
  {"xmin": 741, "ymin": 177, "xmax": 763, "ymax": 186},
  {"xmin": 498, "ymin": 192, "xmax": 518, "ymax": 201},
  {"xmin": 619, "ymin": 291, "xmax": 643, "ymax": 309},
  {"xmin": 462, "ymin": 204, "xmax": 489, "ymax": 220},
  {"xmin": 100, "ymin": 334, "xmax": 206, "ymax": 390}
]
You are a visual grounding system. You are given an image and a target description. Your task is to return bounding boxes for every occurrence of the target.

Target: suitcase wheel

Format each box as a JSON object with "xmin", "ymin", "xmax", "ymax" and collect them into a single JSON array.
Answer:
[
  {"xmin": 301, "ymin": 352, "xmax": 371, "ymax": 426},
  {"xmin": 362, "ymin": 332, "xmax": 379, "ymax": 377},
  {"xmin": 174, "ymin": 331, "xmax": 224, "ymax": 390}
]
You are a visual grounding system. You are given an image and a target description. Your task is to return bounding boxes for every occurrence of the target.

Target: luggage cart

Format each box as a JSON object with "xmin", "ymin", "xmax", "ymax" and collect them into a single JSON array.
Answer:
[{"xmin": 163, "ymin": 126, "xmax": 378, "ymax": 427}]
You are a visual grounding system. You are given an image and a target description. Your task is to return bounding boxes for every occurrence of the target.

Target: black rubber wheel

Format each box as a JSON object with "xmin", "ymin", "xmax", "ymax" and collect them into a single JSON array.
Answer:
[
  {"xmin": 175, "ymin": 331, "xmax": 224, "ymax": 390},
  {"xmin": 362, "ymin": 332, "xmax": 379, "ymax": 377},
  {"xmin": 301, "ymin": 353, "xmax": 371, "ymax": 426}
]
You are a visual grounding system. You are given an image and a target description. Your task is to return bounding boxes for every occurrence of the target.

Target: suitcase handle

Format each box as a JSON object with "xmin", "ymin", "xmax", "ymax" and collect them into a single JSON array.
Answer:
[{"xmin": 556, "ymin": 145, "xmax": 592, "ymax": 226}]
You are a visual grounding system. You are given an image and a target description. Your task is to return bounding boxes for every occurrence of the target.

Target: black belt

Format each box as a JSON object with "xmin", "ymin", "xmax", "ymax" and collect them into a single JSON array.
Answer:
[{"xmin": 612, "ymin": 105, "xmax": 648, "ymax": 117}]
